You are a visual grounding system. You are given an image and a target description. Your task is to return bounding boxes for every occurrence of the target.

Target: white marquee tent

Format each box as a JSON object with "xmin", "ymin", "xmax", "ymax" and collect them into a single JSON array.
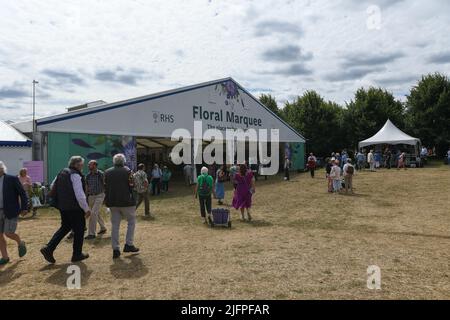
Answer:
[
  {"xmin": 0, "ymin": 120, "xmax": 32, "ymax": 175},
  {"xmin": 23, "ymin": 77, "xmax": 306, "ymax": 182},
  {"xmin": 359, "ymin": 119, "xmax": 421, "ymax": 149}
]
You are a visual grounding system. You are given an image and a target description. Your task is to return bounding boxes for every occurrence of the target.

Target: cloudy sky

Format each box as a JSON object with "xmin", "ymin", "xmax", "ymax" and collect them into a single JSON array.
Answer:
[{"xmin": 1, "ymin": 0, "xmax": 449, "ymax": 122}]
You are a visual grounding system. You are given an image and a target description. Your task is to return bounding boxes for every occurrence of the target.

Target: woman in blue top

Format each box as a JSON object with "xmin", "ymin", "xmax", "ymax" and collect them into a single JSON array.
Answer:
[
  {"xmin": 374, "ymin": 151, "xmax": 382, "ymax": 168},
  {"xmin": 215, "ymin": 165, "xmax": 226, "ymax": 205}
]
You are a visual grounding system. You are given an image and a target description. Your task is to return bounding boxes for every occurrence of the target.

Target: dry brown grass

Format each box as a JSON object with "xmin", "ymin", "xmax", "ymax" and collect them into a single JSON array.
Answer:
[{"xmin": 1, "ymin": 163, "xmax": 450, "ymax": 300}]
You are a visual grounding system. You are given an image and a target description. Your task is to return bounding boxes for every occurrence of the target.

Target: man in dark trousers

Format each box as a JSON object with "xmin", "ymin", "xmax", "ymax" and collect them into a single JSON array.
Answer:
[
  {"xmin": 40, "ymin": 156, "xmax": 91, "ymax": 263},
  {"xmin": 284, "ymin": 156, "xmax": 290, "ymax": 181},
  {"xmin": 307, "ymin": 153, "xmax": 317, "ymax": 178},
  {"xmin": 0, "ymin": 161, "xmax": 28, "ymax": 265},
  {"xmin": 384, "ymin": 148, "xmax": 392, "ymax": 169}
]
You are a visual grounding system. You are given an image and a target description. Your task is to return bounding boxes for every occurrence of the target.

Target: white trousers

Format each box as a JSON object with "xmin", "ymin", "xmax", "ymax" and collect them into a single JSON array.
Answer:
[{"xmin": 87, "ymin": 193, "xmax": 106, "ymax": 236}]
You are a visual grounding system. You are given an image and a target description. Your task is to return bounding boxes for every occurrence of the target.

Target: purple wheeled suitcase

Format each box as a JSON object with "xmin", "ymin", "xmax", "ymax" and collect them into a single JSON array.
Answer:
[{"xmin": 210, "ymin": 208, "xmax": 232, "ymax": 228}]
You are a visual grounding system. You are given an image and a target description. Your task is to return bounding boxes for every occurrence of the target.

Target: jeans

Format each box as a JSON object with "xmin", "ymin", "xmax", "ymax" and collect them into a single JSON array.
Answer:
[
  {"xmin": 151, "ymin": 178, "xmax": 161, "ymax": 195},
  {"xmin": 110, "ymin": 206, "xmax": 136, "ymax": 250},
  {"xmin": 357, "ymin": 161, "xmax": 364, "ymax": 170},
  {"xmin": 135, "ymin": 191, "xmax": 150, "ymax": 216},
  {"xmin": 47, "ymin": 209, "xmax": 85, "ymax": 257},
  {"xmin": 385, "ymin": 159, "xmax": 391, "ymax": 169},
  {"xmin": 87, "ymin": 193, "xmax": 106, "ymax": 236},
  {"xmin": 198, "ymin": 195, "xmax": 212, "ymax": 218},
  {"xmin": 333, "ymin": 179, "xmax": 341, "ymax": 192},
  {"xmin": 162, "ymin": 181, "xmax": 169, "ymax": 192},
  {"xmin": 284, "ymin": 168, "xmax": 290, "ymax": 180}
]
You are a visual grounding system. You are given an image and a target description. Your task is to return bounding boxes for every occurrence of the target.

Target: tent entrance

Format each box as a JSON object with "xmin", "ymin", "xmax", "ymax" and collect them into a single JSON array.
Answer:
[{"xmin": 136, "ymin": 137, "xmax": 183, "ymax": 178}]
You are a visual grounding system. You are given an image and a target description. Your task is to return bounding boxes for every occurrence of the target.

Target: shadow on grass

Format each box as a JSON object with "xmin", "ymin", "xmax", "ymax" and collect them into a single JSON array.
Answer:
[
  {"xmin": 87, "ymin": 236, "xmax": 112, "ymax": 248},
  {"xmin": 109, "ymin": 254, "xmax": 149, "ymax": 279},
  {"xmin": 0, "ymin": 260, "xmax": 24, "ymax": 286},
  {"xmin": 40, "ymin": 262, "xmax": 92, "ymax": 287},
  {"xmin": 137, "ymin": 215, "xmax": 157, "ymax": 222}
]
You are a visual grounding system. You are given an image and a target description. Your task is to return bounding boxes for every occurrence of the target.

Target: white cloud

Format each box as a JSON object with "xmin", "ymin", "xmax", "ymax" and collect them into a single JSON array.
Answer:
[{"xmin": 0, "ymin": 0, "xmax": 449, "ymax": 121}]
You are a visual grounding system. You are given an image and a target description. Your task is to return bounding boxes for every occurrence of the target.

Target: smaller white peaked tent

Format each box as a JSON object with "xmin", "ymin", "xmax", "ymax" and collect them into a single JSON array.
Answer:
[{"xmin": 359, "ymin": 119, "xmax": 420, "ymax": 149}]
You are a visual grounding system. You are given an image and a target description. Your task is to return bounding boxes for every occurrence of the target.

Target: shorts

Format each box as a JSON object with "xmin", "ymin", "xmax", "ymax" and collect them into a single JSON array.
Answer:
[{"xmin": 0, "ymin": 209, "xmax": 18, "ymax": 234}]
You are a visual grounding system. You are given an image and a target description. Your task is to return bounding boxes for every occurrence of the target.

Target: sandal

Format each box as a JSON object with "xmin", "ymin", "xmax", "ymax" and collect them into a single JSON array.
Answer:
[{"xmin": 18, "ymin": 241, "xmax": 27, "ymax": 258}]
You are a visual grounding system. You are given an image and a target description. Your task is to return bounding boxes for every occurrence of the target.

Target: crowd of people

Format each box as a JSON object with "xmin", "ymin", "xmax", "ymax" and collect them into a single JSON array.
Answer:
[
  {"xmin": 1, "ymin": 145, "xmax": 449, "ymax": 266},
  {"xmin": 322, "ymin": 146, "xmax": 429, "ymax": 194},
  {"xmin": 0, "ymin": 154, "xmax": 260, "ymax": 265},
  {"xmin": 325, "ymin": 156, "xmax": 355, "ymax": 194},
  {"xmin": 354, "ymin": 148, "xmax": 409, "ymax": 171}
]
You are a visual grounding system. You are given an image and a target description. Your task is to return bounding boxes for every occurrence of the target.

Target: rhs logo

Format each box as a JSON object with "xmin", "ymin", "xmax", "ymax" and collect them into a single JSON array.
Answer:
[{"xmin": 153, "ymin": 111, "xmax": 174, "ymax": 123}]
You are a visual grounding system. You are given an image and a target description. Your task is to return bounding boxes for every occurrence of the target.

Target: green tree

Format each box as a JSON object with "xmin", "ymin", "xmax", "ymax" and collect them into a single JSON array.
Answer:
[
  {"xmin": 259, "ymin": 93, "xmax": 282, "ymax": 118},
  {"xmin": 344, "ymin": 87, "xmax": 405, "ymax": 149},
  {"xmin": 282, "ymin": 90, "xmax": 346, "ymax": 156},
  {"xmin": 405, "ymin": 73, "xmax": 450, "ymax": 156}
]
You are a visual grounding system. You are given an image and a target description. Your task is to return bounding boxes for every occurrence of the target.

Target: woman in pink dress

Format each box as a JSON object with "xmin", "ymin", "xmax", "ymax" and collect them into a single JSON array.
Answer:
[{"xmin": 232, "ymin": 164, "xmax": 256, "ymax": 221}]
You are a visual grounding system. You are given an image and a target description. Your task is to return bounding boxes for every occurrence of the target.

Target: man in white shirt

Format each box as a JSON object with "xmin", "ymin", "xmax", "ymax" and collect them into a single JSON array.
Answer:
[
  {"xmin": 367, "ymin": 150, "xmax": 375, "ymax": 172},
  {"xmin": 40, "ymin": 156, "xmax": 91, "ymax": 264},
  {"xmin": 150, "ymin": 164, "xmax": 162, "ymax": 195}
]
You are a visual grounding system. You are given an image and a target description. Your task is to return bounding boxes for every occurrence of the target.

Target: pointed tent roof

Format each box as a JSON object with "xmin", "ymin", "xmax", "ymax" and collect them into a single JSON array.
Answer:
[
  {"xmin": 35, "ymin": 77, "xmax": 306, "ymax": 143},
  {"xmin": 0, "ymin": 120, "xmax": 32, "ymax": 147},
  {"xmin": 359, "ymin": 119, "xmax": 420, "ymax": 148}
]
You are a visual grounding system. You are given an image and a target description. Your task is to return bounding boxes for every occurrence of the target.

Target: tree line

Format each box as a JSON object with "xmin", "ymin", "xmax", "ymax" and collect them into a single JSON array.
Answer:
[{"xmin": 259, "ymin": 73, "xmax": 450, "ymax": 157}]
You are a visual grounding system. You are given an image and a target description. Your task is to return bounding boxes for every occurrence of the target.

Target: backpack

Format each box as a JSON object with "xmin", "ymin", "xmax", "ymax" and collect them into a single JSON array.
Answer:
[
  {"xmin": 346, "ymin": 165, "xmax": 354, "ymax": 175},
  {"xmin": 199, "ymin": 175, "xmax": 212, "ymax": 196}
]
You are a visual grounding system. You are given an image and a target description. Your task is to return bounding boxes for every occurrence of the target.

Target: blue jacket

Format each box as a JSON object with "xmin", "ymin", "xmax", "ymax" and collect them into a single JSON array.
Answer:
[{"xmin": 1, "ymin": 174, "xmax": 28, "ymax": 219}]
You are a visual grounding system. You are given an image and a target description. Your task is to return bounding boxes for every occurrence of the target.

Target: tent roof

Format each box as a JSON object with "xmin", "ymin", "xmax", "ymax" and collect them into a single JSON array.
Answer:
[
  {"xmin": 10, "ymin": 120, "xmax": 33, "ymax": 134},
  {"xmin": 359, "ymin": 119, "xmax": 420, "ymax": 148},
  {"xmin": 35, "ymin": 77, "xmax": 305, "ymax": 143},
  {"xmin": 0, "ymin": 120, "xmax": 32, "ymax": 147}
]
